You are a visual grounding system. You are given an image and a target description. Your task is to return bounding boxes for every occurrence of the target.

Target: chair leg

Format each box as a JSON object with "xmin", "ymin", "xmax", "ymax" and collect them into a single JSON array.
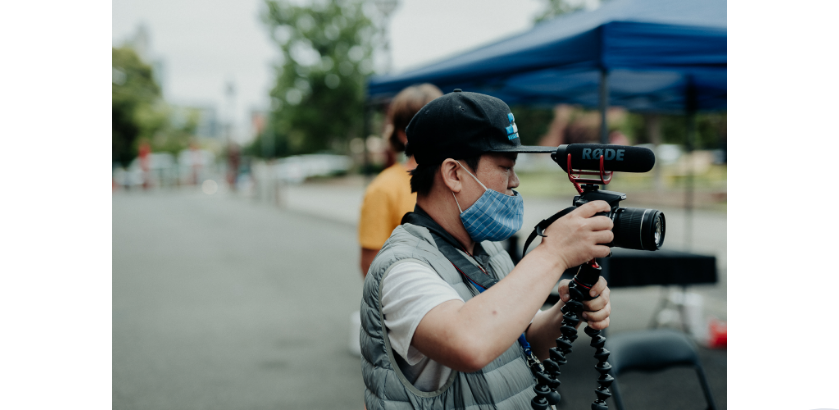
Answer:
[
  {"xmin": 610, "ymin": 377, "xmax": 625, "ymax": 410},
  {"xmin": 648, "ymin": 287, "xmax": 671, "ymax": 328},
  {"xmin": 695, "ymin": 366, "xmax": 717, "ymax": 410}
]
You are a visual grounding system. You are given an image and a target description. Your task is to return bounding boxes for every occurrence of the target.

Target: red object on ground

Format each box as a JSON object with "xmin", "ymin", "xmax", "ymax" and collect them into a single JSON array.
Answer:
[{"xmin": 707, "ymin": 318, "xmax": 727, "ymax": 348}]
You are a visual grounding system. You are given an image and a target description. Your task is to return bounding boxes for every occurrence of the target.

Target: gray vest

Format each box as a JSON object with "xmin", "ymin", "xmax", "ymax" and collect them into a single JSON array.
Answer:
[{"xmin": 360, "ymin": 222, "xmax": 535, "ymax": 409}]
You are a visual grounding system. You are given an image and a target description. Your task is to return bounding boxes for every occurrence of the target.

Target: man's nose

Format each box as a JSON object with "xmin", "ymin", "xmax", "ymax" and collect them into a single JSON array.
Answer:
[{"xmin": 508, "ymin": 170, "xmax": 520, "ymax": 191}]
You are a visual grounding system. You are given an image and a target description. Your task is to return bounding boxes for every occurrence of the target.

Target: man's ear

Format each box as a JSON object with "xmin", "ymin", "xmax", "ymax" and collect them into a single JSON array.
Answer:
[
  {"xmin": 440, "ymin": 159, "xmax": 463, "ymax": 193},
  {"xmin": 397, "ymin": 129, "xmax": 408, "ymax": 145}
]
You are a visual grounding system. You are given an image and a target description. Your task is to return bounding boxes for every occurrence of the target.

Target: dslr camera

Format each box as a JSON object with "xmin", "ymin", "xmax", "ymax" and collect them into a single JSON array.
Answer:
[{"xmin": 553, "ymin": 143, "xmax": 665, "ymax": 251}]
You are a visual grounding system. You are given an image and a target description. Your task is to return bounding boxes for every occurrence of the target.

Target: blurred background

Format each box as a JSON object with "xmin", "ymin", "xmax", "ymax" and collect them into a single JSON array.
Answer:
[{"xmin": 112, "ymin": 0, "xmax": 726, "ymax": 409}]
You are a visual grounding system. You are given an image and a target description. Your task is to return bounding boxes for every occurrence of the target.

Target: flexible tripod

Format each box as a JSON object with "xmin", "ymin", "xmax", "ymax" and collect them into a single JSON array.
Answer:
[
  {"xmin": 525, "ymin": 154, "xmax": 616, "ymax": 410},
  {"xmin": 529, "ymin": 260, "xmax": 613, "ymax": 410}
]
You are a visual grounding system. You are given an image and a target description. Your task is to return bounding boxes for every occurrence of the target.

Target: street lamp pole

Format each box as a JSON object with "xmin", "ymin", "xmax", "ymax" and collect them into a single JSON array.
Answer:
[{"xmin": 373, "ymin": 0, "xmax": 399, "ymax": 74}]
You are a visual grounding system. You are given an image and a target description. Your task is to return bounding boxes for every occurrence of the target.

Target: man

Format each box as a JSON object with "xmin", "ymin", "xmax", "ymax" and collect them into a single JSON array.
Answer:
[{"xmin": 360, "ymin": 90, "xmax": 614, "ymax": 409}]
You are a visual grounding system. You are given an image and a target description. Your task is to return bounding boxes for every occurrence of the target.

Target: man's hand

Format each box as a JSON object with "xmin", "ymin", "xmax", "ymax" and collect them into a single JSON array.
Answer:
[
  {"xmin": 558, "ymin": 276, "xmax": 611, "ymax": 330},
  {"xmin": 539, "ymin": 200, "xmax": 614, "ymax": 270}
]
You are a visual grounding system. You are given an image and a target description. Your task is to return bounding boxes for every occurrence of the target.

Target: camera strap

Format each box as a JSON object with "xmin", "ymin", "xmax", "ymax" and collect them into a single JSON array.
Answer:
[
  {"xmin": 521, "ymin": 207, "xmax": 578, "ymax": 256},
  {"xmin": 402, "ymin": 206, "xmax": 499, "ymax": 291},
  {"xmin": 401, "ymin": 206, "xmax": 540, "ymax": 368}
]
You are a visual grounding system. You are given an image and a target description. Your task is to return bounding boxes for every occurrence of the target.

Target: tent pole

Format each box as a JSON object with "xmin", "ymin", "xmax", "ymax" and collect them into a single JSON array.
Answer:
[
  {"xmin": 684, "ymin": 77, "xmax": 697, "ymax": 251},
  {"xmin": 685, "ymin": 111, "xmax": 696, "ymax": 250},
  {"xmin": 599, "ymin": 69, "xmax": 609, "ymax": 144}
]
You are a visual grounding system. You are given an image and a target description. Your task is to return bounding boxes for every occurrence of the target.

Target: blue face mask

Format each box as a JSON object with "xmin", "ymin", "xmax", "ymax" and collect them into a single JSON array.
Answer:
[{"xmin": 452, "ymin": 161, "xmax": 524, "ymax": 243}]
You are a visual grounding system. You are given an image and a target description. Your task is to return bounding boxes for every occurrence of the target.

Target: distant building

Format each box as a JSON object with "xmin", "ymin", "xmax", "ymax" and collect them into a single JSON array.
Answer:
[
  {"xmin": 194, "ymin": 106, "xmax": 222, "ymax": 140},
  {"xmin": 165, "ymin": 104, "xmax": 222, "ymax": 142}
]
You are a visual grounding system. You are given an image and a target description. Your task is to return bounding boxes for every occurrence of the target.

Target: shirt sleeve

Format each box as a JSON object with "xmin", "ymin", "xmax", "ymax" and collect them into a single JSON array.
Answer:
[
  {"xmin": 358, "ymin": 183, "xmax": 395, "ymax": 249},
  {"xmin": 381, "ymin": 261, "xmax": 464, "ymax": 365}
]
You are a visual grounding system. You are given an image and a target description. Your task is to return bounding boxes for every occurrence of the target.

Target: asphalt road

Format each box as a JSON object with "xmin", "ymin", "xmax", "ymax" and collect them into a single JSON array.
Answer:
[
  {"xmin": 113, "ymin": 189, "xmax": 366, "ymax": 410},
  {"xmin": 113, "ymin": 187, "xmax": 726, "ymax": 410}
]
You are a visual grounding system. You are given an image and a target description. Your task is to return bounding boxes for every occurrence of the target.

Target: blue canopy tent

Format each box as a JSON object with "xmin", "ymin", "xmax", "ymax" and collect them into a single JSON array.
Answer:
[
  {"xmin": 365, "ymin": 0, "xmax": 726, "ymax": 248},
  {"xmin": 367, "ymin": 0, "xmax": 726, "ymax": 142}
]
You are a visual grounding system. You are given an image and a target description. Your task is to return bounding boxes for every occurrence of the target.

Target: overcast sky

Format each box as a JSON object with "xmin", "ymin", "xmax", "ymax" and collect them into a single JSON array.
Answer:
[{"xmin": 112, "ymin": 0, "xmax": 601, "ymax": 142}]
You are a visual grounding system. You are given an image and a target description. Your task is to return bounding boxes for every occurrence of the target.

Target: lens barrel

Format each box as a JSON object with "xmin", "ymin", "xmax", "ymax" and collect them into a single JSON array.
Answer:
[{"xmin": 611, "ymin": 207, "xmax": 665, "ymax": 251}]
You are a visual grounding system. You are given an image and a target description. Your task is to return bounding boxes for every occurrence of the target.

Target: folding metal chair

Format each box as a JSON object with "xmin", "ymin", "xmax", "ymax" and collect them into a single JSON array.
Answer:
[{"xmin": 605, "ymin": 329, "xmax": 717, "ymax": 410}]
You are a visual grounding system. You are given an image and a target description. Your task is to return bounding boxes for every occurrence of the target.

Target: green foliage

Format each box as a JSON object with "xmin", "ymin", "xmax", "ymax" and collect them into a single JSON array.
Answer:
[
  {"xmin": 153, "ymin": 106, "xmax": 201, "ymax": 155},
  {"xmin": 112, "ymin": 46, "xmax": 163, "ymax": 166},
  {"xmin": 112, "ymin": 46, "xmax": 203, "ymax": 166},
  {"xmin": 624, "ymin": 112, "xmax": 727, "ymax": 149},
  {"xmin": 258, "ymin": 0, "xmax": 378, "ymax": 158},
  {"xmin": 533, "ymin": 0, "xmax": 585, "ymax": 24}
]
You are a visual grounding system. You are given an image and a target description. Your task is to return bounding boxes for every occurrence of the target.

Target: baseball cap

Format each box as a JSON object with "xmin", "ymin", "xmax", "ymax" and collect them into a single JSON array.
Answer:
[{"xmin": 404, "ymin": 89, "xmax": 556, "ymax": 165}]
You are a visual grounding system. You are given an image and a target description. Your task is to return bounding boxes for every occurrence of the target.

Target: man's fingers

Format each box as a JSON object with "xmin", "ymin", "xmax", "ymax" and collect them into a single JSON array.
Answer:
[
  {"xmin": 583, "ymin": 292, "xmax": 609, "ymax": 312},
  {"xmin": 582, "ymin": 302, "xmax": 611, "ymax": 323},
  {"xmin": 571, "ymin": 200, "xmax": 612, "ymax": 218},
  {"xmin": 593, "ymin": 245, "xmax": 612, "ymax": 259},
  {"xmin": 593, "ymin": 230, "xmax": 614, "ymax": 246},
  {"xmin": 589, "ymin": 277, "xmax": 609, "ymax": 297},
  {"xmin": 558, "ymin": 279, "xmax": 571, "ymax": 302},
  {"xmin": 586, "ymin": 317, "xmax": 610, "ymax": 330},
  {"xmin": 585, "ymin": 215, "xmax": 614, "ymax": 232}
]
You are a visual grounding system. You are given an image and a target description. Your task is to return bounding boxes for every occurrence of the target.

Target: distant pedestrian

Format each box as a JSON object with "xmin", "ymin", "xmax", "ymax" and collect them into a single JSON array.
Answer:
[
  {"xmin": 139, "ymin": 140, "xmax": 151, "ymax": 189},
  {"xmin": 189, "ymin": 140, "xmax": 203, "ymax": 186},
  {"xmin": 357, "ymin": 84, "xmax": 442, "ymax": 277},
  {"xmin": 227, "ymin": 143, "xmax": 241, "ymax": 191}
]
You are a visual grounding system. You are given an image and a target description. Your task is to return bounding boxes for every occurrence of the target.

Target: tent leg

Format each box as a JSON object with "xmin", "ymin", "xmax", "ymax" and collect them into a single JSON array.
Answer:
[
  {"xmin": 685, "ymin": 110, "xmax": 696, "ymax": 250},
  {"xmin": 684, "ymin": 76, "xmax": 697, "ymax": 251},
  {"xmin": 599, "ymin": 69, "xmax": 609, "ymax": 145}
]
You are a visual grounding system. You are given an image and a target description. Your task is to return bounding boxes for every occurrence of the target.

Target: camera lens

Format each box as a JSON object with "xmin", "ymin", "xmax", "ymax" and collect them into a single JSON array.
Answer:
[{"xmin": 611, "ymin": 207, "xmax": 665, "ymax": 251}]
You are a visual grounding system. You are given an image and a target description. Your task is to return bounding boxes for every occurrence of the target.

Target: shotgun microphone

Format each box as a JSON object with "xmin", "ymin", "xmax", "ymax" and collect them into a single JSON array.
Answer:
[{"xmin": 552, "ymin": 144, "xmax": 656, "ymax": 172}]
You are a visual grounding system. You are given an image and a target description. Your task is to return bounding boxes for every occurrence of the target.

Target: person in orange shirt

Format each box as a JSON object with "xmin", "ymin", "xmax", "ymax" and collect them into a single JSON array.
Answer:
[{"xmin": 358, "ymin": 84, "xmax": 443, "ymax": 277}]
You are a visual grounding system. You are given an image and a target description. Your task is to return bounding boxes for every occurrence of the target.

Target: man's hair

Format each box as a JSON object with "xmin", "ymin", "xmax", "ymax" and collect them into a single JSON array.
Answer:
[
  {"xmin": 387, "ymin": 84, "xmax": 443, "ymax": 153},
  {"xmin": 410, "ymin": 156, "xmax": 480, "ymax": 196}
]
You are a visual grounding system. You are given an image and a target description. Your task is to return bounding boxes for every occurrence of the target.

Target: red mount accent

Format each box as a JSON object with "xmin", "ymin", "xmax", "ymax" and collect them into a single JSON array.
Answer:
[{"xmin": 566, "ymin": 154, "xmax": 612, "ymax": 194}]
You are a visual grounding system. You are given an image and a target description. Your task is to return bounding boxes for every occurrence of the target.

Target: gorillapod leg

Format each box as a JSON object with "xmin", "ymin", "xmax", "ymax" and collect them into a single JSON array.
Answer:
[
  {"xmin": 572, "ymin": 261, "xmax": 614, "ymax": 410},
  {"xmin": 529, "ymin": 270, "xmax": 586, "ymax": 410},
  {"xmin": 530, "ymin": 261, "xmax": 614, "ymax": 410}
]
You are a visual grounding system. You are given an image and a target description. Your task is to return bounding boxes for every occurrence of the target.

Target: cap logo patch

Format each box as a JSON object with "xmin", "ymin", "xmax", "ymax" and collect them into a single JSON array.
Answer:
[{"xmin": 505, "ymin": 113, "xmax": 519, "ymax": 141}]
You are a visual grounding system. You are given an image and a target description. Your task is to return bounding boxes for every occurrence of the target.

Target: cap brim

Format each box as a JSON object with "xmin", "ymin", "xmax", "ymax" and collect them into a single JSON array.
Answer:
[{"xmin": 487, "ymin": 145, "xmax": 557, "ymax": 154}]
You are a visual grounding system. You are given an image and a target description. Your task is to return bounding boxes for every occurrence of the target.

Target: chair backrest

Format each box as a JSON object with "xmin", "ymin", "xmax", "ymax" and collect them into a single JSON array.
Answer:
[{"xmin": 606, "ymin": 328, "xmax": 700, "ymax": 376}]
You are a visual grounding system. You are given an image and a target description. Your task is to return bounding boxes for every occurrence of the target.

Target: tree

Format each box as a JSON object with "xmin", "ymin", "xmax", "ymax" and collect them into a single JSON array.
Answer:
[
  {"xmin": 112, "ymin": 46, "xmax": 163, "ymax": 166},
  {"xmin": 533, "ymin": 0, "xmax": 585, "ymax": 24},
  {"xmin": 112, "ymin": 46, "xmax": 202, "ymax": 166},
  {"xmin": 258, "ymin": 0, "xmax": 379, "ymax": 158}
]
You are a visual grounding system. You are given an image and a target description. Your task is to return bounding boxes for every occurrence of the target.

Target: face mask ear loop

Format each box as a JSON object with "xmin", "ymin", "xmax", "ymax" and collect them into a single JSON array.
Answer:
[
  {"xmin": 454, "ymin": 160, "xmax": 487, "ymax": 191},
  {"xmin": 452, "ymin": 192, "xmax": 464, "ymax": 214}
]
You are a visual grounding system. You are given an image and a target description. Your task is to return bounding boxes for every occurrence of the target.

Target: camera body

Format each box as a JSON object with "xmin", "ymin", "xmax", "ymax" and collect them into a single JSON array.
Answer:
[{"xmin": 574, "ymin": 184, "xmax": 665, "ymax": 251}]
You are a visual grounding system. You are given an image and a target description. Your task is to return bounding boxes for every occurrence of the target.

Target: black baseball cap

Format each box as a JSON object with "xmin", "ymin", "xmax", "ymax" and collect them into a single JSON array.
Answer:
[{"xmin": 404, "ymin": 89, "xmax": 556, "ymax": 165}]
